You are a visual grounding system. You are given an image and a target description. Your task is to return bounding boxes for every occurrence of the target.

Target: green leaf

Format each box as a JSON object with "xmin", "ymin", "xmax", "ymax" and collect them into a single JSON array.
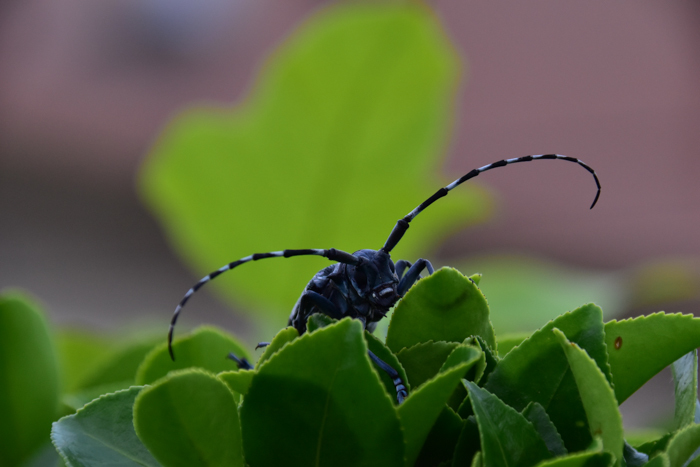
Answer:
[
  {"xmin": 255, "ymin": 327, "xmax": 298, "ymax": 368},
  {"xmin": 672, "ymin": 351, "xmax": 698, "ymax": 430},
  {"xmin": 625, "ymin": 429, "xmax": 668, "ymax": 448},
  {"xmin": 466, "ymin": 335, "xmax": 497, "ymax": 384},
  {"xmin": 0, "ymin": 292, "xmax": 60, "ymax": 467},
  {"xmin": 452, "ymin": 416, "xmax": 480, "ymax": 467},
  {"xmin": 532, "ymin": 451, "xmax": 613, "ymax": 467},
  {"xmin": 139, "ymin": 2, "xmax": 483, "ymax": 326},
  {"xmin": 415, "ymin": 407, "xmax": 464, "ymax": 467},
  {"xmin": 240, "ymin": 318, "xmax": 403, "ymax": 466},
  {"xmin": 396, "ymin": 341, "xmax": 459, "ymax": 389},
  {"xmin": 635, "ymin": 431, "xmax": 675, "ymax": 458},
  {"xmin": 522, "ymin": 402, "xmax": 567, "ymax": 456},
  {"xmin": 646, "ymin": 454, "xmax": 670, "ymax": 467},
  {"xmin": 553, "ymin": 329, "xmax": 623, "ymax": 466},
  {"xmin": 135, "ymin": 326, "xmax": 248, "ymax": 385},
  {"xmin": 484, "ymin": 304, "xmax": 611, "ymax": 452},
  {"xmin": 665, "ymin": 424, "xmax": 700, "ymax": 467},
  {"xmin": 465, "ymin": 381, "xmax": 552, "ymax": 467},
  {"xmin": 441, "ymin": 344, "xmax": 486, "ymax": 409},
  {"xmin": 365, "ymin": 330, "xmax": 410, "ymax": 400},
  {"xmin": 307, "ymin": 313, "xmax": 337, "ymax": 333},
  {"xmin": 51, "ymin": 386, "xmax": 160, "ymax": 467},
  {"xmin": 605, "ymin": 313, "xmax": 700, "ymax": 403},
  {"xmin": 469, "ymin": 274, "xmax": 482, "ymax": 286},
  {"xmin": 398, "ymin": 349, "xmax": 481, "ymax": 467},
  {"xmin": 134, "ymin": 369, "xmax": 244, "ymax": 467},
  {"xmin": 458, "ymin": 255, "xmax": 625, "ymax": 336},
  {"xmin": 55, "ymin": 329, "xmax": 120, "ymax": 393},
  {"xmin": 78, "ymin": 337, "xmax": 161, "ymax": 389},
  {"xmin": 62, "ymin": 380, "xmax": 134, "ymax": 411},
  {"xmin": 19, "ymin": 441, "xmax": 65, "ymax": 467},
  {"xmin": 497, "ymin": 333, "xmax": 529, "ymax": 356},
  {"xmin": 58, "ymin": 331, "xmax": 161, "ymax": 409},
  {"xmin": 387, "ymin": 268, "xmax": 495, "ymax": 353},
  {"xmin": 217, "ymin": 369, "xmax": 254, "ymax": 404}
]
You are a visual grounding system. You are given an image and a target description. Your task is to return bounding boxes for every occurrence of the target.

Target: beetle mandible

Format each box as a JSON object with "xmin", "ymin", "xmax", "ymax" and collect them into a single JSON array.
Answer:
[{"xmin": 167, "ymin": 154, "xmax": 601, "ymax": 403}]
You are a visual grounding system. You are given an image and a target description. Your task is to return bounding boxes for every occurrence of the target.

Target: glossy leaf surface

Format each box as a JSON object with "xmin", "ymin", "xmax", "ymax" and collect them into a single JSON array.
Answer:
[
  {"xmin": 554, "ymin": 329, "xmax": 623, "ymax": 466},
  {"xmin": 522, "ymin": 402, "xmax": 567, "ymax": 457},
  {"xmin": 396, "ymin": 341, "xmax": 459, "ymax": 389},
  {"xmin": 255, "ymin": 327, "xmax": 298, "ymax": 368},
  {"xmin": 646, "ymin": 454, "xmax": 670, "ymax": 467},
  {"xmin": 398, "ymin": 347, "xmax": 481, "ymax": 467},
  {"xmin": 452, "ymin": 417, "xmax": 480, "ymax": 467},
  {"xmin": 497, "ymin": 333, "xmax": 529, "ymax": 356},
  {"xmin": 217, "ymin": 369, "xmax": 254, "ymax": 403},
  {"xmin": 387, "ymin": 268, "xmax": 496, "ymax": 353},
  {"xmin": 672, "ymin": 351, "xmax": 698, "ymax": 430},
  {"xmin": 466, "ymin": 381, "xmax": 552, "ymax": 467},
  {"xmin": 665, "ymin": 424, "xmax": 700, "ymax": 467},
  {"xmin": 415, "ymin": 407, "xmax": 464, "ymax": 467},
  {"xmin": 484, "ymin": 304, "xmax": 610, "ymax": 452},
  {"xmin": 605, "ymin": 313, "xmax": 700, "ymax": 403},
  {"xmin": 240, "ymin": 318, "xmax": 403, "ymax": 467},
  {"xmin": 533, "ymin": 451, "xmax": 613, "ymax": 467},
  {"xmin": 134, "ymin": 370, "xmax": 244, "ymax": 467},
  {"xmin": 52, "ymin": 387, "xmax": 159, "ymax": 467}
]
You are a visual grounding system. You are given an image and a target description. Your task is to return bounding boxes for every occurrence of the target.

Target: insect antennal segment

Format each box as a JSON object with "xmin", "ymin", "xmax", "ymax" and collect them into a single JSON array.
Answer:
[
  {"xmin": 381, "ymin": 154, "xmax": 600, "ymax": 253},
  {"xmin": 167, "ymin": 248, "xmax": 360, "ymax": 360}
]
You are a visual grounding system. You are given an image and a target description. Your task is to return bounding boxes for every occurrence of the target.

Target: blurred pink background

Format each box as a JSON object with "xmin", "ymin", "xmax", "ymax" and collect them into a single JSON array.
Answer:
[{"xmin": 1, "ymin": 0, "xmax": 699, "ymax": 427}]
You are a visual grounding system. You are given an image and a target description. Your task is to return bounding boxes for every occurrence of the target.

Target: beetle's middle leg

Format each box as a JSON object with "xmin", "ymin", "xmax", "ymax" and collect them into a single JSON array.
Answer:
[
  {"xmin": 227, "ymin": 352, "xmax": 253, "ymax": 370},
  {"xmin": 397, "ymin": 258, "xmax": 434, "ymax": 295},
  {"xmin": 368, "ymin": 350, "xmax": 408, "ymax": 404}
]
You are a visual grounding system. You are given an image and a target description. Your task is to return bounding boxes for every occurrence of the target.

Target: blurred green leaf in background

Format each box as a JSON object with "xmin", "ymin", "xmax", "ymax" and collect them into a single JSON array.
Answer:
[
  {"xmin": 139, "ymin": 3, "xmax": 488, "ymax": 331},
  {"xmin": 0, "ymin": 293, "xmax": 60, "ymax": 466},
  {"xmin": 458, "ymin": 254, "xmax": 626, "ymax": 336}
]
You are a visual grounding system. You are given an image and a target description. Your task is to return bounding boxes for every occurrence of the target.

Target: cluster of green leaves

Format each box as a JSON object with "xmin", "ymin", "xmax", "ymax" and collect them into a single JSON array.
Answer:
[{"xmin": 40, "ymin": 267, "xmax": 700, "ymax": 467}]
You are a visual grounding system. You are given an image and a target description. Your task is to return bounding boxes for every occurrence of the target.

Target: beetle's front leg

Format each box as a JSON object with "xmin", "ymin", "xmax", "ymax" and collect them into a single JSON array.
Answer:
[
  {"xmin": 299, "ymin": 291, "xmax": 345, "ymax": 319},
  {"xmin": 397, "ymin": 258, "xmax": 434, "ymax": 295},
  {"xmin": 395, "ymin": 260, "xmax": 412, "ymax": 280}
]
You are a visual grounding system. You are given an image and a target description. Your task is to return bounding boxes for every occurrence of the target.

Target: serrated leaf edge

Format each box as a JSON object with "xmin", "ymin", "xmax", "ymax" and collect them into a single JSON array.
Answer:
[{"xmin": 50, "ymin": 386, "xmax": 148, "ymax": 467}]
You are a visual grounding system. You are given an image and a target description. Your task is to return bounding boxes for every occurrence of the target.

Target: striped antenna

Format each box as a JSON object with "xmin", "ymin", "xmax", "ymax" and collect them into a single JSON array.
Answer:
[
  {"xmin": 168, "ymin": 248, "xmax": 361, "ymax": 360},
  {"xmin": 381, "ymin": 154, "xmax": 601, "ymax": 253}
]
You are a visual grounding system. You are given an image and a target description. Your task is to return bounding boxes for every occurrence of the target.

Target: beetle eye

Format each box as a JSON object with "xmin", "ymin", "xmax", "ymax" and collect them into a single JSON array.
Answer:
[{"xmin": 354, "ymin": 270, "xmax": 367, "ymax": 289}]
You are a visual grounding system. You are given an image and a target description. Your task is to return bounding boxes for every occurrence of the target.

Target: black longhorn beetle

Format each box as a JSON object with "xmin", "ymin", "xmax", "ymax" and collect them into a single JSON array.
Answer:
[{"xmin": 168, "ymin": 154, "xmax": 600, "ymax": 404}]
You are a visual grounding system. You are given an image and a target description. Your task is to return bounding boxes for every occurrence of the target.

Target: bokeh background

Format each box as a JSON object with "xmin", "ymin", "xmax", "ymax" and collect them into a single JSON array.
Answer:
[{"xmin": 2, "ymin": 0, "xmax": 700, "ymax": 430}]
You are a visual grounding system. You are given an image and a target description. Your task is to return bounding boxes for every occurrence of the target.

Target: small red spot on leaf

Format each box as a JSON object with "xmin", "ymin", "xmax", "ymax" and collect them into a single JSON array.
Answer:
[{"xmin": 614, "ymin": 336, "xmax": 622, "ymax": 349}]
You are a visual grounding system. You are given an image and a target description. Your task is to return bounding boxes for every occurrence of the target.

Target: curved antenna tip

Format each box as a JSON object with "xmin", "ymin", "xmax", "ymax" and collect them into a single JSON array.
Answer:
[{"xmin": 590, "ymin": 190, "xmax": 601, "ymax": 209}]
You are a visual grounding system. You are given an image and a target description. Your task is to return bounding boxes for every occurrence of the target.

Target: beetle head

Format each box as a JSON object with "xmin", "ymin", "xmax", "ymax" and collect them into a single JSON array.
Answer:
[{"xmin": 349, "ymin": 249, "xmax": 400, "ymax": 309}]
